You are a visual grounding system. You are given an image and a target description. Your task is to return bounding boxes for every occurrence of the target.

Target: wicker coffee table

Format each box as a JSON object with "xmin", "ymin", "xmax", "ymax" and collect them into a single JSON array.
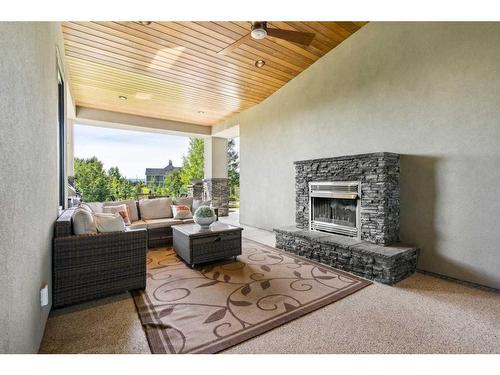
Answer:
[{"xmin": 172, "ymin": 222, "xmax": 243, "ymax": 267}]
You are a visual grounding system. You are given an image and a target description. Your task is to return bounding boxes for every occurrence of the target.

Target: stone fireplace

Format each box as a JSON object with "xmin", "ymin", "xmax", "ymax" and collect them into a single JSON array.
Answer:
[
  {"xmin": 275, "ymin": 152, "xmax": 418, "ymax": 285},
  {"xmin": 295, "ymin": 152, "xmax": 400, "ymax": 245}
]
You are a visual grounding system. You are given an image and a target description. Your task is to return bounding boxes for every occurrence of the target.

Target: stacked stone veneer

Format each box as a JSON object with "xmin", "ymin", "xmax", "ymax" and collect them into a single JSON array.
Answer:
[
  {"xmin": 295, "ymin": 152, "xmax": 400, "ymax": 245},
  {"xmin": 203, "ymin": 178, "xmax": 229, "ymax": 216},
  {"xmin": 275, "ymin": 227, "xmax": 418, "ymax": 285},
  {"xmin": 187, "ymin": 183, "xmax": 204, "ymax": 201}
]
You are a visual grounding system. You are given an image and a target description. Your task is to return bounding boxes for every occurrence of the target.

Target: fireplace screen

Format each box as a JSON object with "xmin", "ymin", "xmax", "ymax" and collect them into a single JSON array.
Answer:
[
  {"xmin": 309, "ymin": 181, "xmax": 361, "ymax": 238},
  {"xmin": 312, "ymin": 197, "xmax": 357, "ymax": 228}
]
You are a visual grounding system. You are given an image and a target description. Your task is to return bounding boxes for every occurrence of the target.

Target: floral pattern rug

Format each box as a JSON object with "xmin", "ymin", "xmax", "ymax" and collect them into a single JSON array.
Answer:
[{"xmin": 132, "ymin": 238, "xmax": 371, "ymax": 354}]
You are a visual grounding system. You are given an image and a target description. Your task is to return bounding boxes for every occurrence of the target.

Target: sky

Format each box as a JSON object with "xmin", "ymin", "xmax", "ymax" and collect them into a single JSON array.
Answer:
[
  {"xmin": 74, "ymin": 124, "xmax": 239, "ymax": 179},
  {"xmin": 74, "ymin": 124, "xmax": 192, "ymax": 179}
]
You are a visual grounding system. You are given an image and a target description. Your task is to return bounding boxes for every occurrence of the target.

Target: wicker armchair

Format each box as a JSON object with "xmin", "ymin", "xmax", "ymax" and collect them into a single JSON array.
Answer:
[{"xmin": 52, "ymin": 209, "xmax": 147, "ymax": 308}]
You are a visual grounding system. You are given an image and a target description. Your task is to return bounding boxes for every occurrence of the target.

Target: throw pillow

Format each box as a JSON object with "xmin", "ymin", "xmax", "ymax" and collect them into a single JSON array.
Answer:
[
  {"xmin": 139, "ymin": 198, "xmax": 173, "ymax": 220},
  {"xmin": 93, "ymin": 213, "xmax": 126, "ymax": 233},
  {"xmin": 103, "ymin": 204, "xmax": 131, "ymax": 225},
  {"xmin": 193, "ymin": 199, "xmax": 211, "ymax": 211},
  {"xmin": 72, "ymin": 208, "xmax": 97, "ymax": 235},
  {"xmin": 174, "ymin": 196, "xmax": 193, "ymax": 211},
  {"xmin": 171, "ymin": 205, "xmax": 193, "ymax": 220},
  {"xmin": 103, "ymin": 199, "xmax": 139, "ymax": 222}
]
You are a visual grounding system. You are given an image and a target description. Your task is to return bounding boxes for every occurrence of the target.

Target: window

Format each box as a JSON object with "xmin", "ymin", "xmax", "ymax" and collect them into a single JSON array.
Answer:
[{"xmin": 57, "ymin": 67, "xmax": 65, "ymax": 209}]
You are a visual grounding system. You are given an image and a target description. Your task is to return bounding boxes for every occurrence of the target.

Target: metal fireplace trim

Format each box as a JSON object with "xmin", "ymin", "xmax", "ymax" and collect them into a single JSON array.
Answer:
[{"xmin": 308, "ymin": 181, "xmax": 361, "ymax": 239}]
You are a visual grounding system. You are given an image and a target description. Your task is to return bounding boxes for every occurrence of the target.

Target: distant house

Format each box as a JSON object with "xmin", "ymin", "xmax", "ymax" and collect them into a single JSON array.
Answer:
[{"xmin": 145, "ymin": 160, "xmax": 181, "ymax": 185}]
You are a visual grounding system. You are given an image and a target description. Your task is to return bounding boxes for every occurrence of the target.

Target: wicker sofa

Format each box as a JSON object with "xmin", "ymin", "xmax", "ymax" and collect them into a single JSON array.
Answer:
[
  {"xmin": 52, "ymin": 197, "xmax": 199, "ymax": 307},
  {"xmin": 52, "ymin": 208, "xmax": 147, "ymax": 308},
  {"xmin": 85, "ymin": 197, "xmax": 197, "ymax": 248}
]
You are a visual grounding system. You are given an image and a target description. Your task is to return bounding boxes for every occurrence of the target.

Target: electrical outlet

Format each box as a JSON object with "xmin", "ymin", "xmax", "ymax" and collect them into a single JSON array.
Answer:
[{"xmin": 40, "ymin": 284, "xmax": 49, "ymax": 307}]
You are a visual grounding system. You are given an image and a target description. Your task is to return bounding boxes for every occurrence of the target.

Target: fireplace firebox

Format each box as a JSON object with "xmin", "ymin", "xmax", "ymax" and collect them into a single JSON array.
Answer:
[{"xmin": 309, "ymin": 181, "xmax": 361, "ymax": 238}]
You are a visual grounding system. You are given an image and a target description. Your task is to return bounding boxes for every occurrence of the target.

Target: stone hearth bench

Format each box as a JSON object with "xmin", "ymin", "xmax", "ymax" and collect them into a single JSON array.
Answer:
[{"xmin": 274, "ymin": 226, "xmax": 418, "ymax": 285}]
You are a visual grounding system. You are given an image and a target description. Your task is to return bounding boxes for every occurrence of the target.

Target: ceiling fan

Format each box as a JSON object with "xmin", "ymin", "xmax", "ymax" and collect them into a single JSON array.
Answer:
[
  {"xmin": 218, "ymin": 21, "xmax": 315, "ymax": 56},
  {"xmin": 249, "ymin": 22, "xmax": 315, "ymax": 45}
]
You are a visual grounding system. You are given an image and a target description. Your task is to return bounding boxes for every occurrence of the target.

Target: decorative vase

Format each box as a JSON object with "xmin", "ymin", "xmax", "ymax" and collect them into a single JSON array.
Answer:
[{"xmin": 193, "ymin": 206, "xmax": 216, "ymax": 229}]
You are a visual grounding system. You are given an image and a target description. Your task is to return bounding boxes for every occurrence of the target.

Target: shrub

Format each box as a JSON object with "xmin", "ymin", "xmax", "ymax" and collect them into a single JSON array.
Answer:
[{"xmin": 194, "ymin": 206, "xmax": 215, "ymax": 218}]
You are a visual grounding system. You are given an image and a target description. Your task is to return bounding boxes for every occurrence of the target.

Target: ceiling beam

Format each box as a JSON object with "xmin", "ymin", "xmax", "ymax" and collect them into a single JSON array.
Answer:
[{"xmin": 75, "ymin": 106, "xmax": 211, "ymax": 137}]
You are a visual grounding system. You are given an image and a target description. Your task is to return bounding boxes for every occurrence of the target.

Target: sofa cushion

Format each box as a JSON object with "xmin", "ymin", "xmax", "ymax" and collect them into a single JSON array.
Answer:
[
  {"xmin": 72, "ymin": 208, "xmax": 97, "ymax": 235},
  {"xmin": 174, "ymin": 196, "xmax": 193, "ymax": 211},
  {"xmin": 78, "ymin": 203, "xmax": 93, "ymax": 213},
  {"xmin": 94, "ymin": 213, "xmax": 126, "ymax": 233},
  {"xmin": 103, "ymin": 204, "xmax": 131, "ymax": 225},
  {"xmin": 139, "ymin": 198, "xmax": 173, "ymax": 220},
  {"xmin": 104, "ymin": 199, "xmax": 139, "ymax": 222},
  {"xmin": 84, "ymin": 202, "xmax": 104, "ymax": 213},
  {"xmin": 144, "ymin": 218, "xmax": 183, "ymax": 229},
  {"xmin": 171, "ymin": 204, "xmax": 193, "ymax": 220},
  {"xmin": 128, "ymin": 220, "xmax": 147, "ymax": 230}
]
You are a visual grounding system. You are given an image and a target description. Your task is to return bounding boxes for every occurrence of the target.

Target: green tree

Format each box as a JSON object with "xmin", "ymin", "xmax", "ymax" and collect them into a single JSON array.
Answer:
[
  {"xmin": 75, "ymin": 157, "xmax": 137, "ymax": 202},
  {"xmin": 108, "ymin": 166, "xmax": 134, "ymax": 200},
  {"xmin": 122, "ymin": 179, "xmax": 134, "ymax": 199},
  {"xmin": 108, "ymin": 166, "xmax": 122, "ymax": 200},
  {"xmin": 133, "ymin": 181, "xmax": 149, "ymax": 199},
  {"xmin": 163, "ymin": 170, "xmax": 186, "ymax": 199},
  {"xmin": 74, "ymin": 157, "xmax": 111, "ymax": 202},
  {"xmin": 180, "ymin": 138, "xmax": 204, "ymax": 186},
  {"xmin": 228, "ymin": 138, "xmax": 240, "ymax": 201}
]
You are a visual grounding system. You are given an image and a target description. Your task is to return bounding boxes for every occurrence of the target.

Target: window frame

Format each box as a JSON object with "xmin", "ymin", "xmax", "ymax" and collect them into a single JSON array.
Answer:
[{"xmin": 56, "ymin": 52, "xmax": 66, "ymax": 210}]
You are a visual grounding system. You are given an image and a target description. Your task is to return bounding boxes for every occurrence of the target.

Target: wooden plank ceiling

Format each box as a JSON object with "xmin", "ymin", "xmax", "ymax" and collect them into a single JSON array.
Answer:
[{"xmin": 62, "ymin": 22, "xmax": 366, "ymax": 126}]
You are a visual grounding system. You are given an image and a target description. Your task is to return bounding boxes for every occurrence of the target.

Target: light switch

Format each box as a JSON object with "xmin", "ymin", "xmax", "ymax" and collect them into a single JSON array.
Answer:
[{"xmin": 40, "ymin": 284, "xmax": 49, "ymax": 307}]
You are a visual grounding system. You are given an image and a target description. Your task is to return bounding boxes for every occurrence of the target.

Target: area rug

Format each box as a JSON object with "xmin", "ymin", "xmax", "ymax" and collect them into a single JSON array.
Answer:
[{"xmin": 132, "ymin": 238, "xmax": 371, "ymax": 354}]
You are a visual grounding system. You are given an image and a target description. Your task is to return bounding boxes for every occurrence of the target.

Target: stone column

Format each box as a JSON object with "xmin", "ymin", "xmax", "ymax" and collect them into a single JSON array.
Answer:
[
  {"xmin": 187, "ymin": 183, "xmax": 204, "ymax": 200},
  {"xmin": 203, "ymin": 137, "xmax": 229, "ymax": 216},
  {"xmin": 203, "ymin": 178, "xmax": 229, "ymax": 216}
]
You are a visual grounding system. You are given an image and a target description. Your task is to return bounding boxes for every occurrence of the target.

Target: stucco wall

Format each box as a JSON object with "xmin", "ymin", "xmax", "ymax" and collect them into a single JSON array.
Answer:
[
  {"xmin": 0, "ymin": 23, "xmax": 69, "ymax": 353},
  {"xmin": 204, "ymin": 137, "xmax": 228, "ymax": 179},
  {"xmin": 235, "ymin": 22, "xmax": 500, "ymax": 289}
]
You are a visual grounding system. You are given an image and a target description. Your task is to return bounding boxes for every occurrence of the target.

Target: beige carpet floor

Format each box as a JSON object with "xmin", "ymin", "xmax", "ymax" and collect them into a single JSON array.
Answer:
[
  {"xmin": 39, "ymin": 214, "xmax": 500, "ymax": 354},
  {"xmin": 39, "ymin": 293, "xmax": 150, "ymax": 354}
]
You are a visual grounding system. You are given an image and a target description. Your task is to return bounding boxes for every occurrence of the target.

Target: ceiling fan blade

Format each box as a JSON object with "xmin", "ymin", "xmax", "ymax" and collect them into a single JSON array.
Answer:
[
  {"xmin": 266, "ymin": 28, "xmax": 315, "ymax": 45},
  {"xmin": 218, "ymin": 34, "xmax": 252, "ymax": 55}
]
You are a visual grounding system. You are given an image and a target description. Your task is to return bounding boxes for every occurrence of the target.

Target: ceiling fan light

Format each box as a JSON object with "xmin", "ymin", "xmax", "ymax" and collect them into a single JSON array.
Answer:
[{"xmin": 251, "ymin": 28, "xmax": 267, "ymax": 40}]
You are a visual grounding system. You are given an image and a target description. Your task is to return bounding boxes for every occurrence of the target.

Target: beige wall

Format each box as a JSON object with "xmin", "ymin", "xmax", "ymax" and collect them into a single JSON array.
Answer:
[
  {"xmin": 0, "ymin": 22, "xmax": 70, "ymax": 352},
  {"xmin": 76, "ymin": 107, "xmax": 211, "ymax": 137},
  {"xmin": 234, "ymin": 22, "xmax": 500, "ymax": 289},
  {"xmin": 204, "ymin": 137, "xmax": 229, "ymax": 179}
]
